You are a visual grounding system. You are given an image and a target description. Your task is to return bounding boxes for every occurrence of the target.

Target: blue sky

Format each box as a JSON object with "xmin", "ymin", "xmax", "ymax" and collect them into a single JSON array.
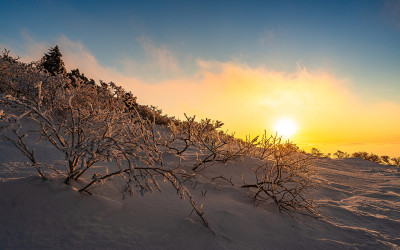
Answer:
[
  {"xmin": 1, "ymin": 0, "xmax": 400, "ymax": 155},
  {"xmin": 2, "ymin": 1, "xmax": 399, "ymax": 91}
]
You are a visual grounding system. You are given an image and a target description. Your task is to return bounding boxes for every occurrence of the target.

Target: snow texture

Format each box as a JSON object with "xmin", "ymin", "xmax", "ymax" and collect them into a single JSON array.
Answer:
[{"xmin": 1, "ymin": 132, "xmax": 399, "ymax": 249}]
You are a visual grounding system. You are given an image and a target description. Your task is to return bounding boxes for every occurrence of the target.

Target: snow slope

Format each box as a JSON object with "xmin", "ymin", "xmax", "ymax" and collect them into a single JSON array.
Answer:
[{"xmin": 0, "ymin": 136, "xmax": 399, "ymax": 249}]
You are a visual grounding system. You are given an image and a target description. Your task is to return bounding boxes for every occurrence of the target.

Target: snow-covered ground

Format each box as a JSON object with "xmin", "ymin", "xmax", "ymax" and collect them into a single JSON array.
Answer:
[{"xmin": 1, "ymin": 135, "xmax": 399, "ymax": 249}]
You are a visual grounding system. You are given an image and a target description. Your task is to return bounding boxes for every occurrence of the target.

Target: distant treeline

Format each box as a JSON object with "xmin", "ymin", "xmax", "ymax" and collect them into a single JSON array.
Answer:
[{"xmin": 309, "ymin": 147, "xmax": 400, "ymax": 166}]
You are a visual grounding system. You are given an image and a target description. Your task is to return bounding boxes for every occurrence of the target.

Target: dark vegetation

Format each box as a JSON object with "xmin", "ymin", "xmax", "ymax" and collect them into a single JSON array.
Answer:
[{"xmin": 309, "ymin": 146, "xmax": 400, "ymax": 166}]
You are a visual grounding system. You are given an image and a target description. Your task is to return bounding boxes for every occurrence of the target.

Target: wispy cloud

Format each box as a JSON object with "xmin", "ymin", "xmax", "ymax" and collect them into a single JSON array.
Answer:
[
  {"xmin": 138, "ymin": 37, "xmax": 181, "ymax": 76},
  {"xmin": 113, "ymin": 37, "xmax": 181, "ymax": 82},
  {"xmin": 1, "ymin": 30, "xmax": 50, "ymax": 62},
  {"xmin": 259, "ymin": 29, "xmax": 275, "ymax": 44},
  {"xmin": 383, "ymin": 0, "xmax": 400, "ymax": 27},
  {"xmin": 140, "ymin": 38, "xmax": 180, "ymax": 73}
]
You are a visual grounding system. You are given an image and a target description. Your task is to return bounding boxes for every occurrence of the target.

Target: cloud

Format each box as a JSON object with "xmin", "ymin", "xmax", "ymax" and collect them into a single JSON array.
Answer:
[
  {"xmin": 0, "ymin": 30, "xmax": 50, "ymax": 62},
  {"xmin": 259, "ymin": 29, "xmax": 275, "ymax": 44},
  {"xmin": 383, "ymin": 0, "xmax": 400, "ymax": 27},
  {"xmin": 112, "ymin": 37, "xmax": 182, "ymax": 82},
  {"xmin": 57, "ymin": 35, "xmax": 125, "ymax": 82},
  {"xmin": 142, "ymin": 61, "xmax": 400, "ymax": 145},
  {"xmin": 137, "ymin": 37, "xmax": 181, "ymax": 77},
  {"xmin": 3, "ymin": 34, "xmax": 400, "ymax": 147},
  {"xmin": 140, "ymin": 38, "xmax": 180, "ymax": 73}
]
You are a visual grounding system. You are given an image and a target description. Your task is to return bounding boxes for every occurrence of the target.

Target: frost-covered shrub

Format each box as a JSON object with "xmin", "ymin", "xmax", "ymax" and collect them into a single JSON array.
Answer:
[
  {"xmin": 163, "ymin": 114, "xmax": 253, "ymax": 171},
  {"xmin": 0, "ymin": 51, "xmax": 214, "ymax": 232},
  {"xmin": 0, "ymin": 55, "xmax": 158, "ymax": 185},
  {"xmin": 164, "ymin": 116, "xmax": 319, "ymax": 216},
  {"xmin": 160, "ymin": 116, "xmax": 319, "ymax": 216},
  {"xmin": 241, "ymin": 133, "xmax": 318, "ymax": 217},
  {"xmin": 136, "ymin": 104, "xmax": 174, "ymax": 126}
]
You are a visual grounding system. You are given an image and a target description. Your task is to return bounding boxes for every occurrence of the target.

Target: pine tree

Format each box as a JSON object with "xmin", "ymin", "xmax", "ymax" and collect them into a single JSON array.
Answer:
[{"xmin": 40, "ymin": 45, "xmax": 67, "ymax": 76}]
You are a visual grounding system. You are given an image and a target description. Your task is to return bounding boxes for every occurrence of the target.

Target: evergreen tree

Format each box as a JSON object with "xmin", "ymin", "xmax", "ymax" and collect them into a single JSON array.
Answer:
[
  {"xmin": 66, "ymin": 68, "xmax": 95, "ymax": 88},
  {"xmin": 40, "ymin": 45, "xmax": 67, "ymax": 76}
]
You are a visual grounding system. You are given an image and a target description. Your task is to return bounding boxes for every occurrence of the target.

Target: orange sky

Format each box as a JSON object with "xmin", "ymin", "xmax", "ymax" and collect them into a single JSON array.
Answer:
[{"xmin": 11, "ymin": 36, "xmax": 400, "ymax": 157}]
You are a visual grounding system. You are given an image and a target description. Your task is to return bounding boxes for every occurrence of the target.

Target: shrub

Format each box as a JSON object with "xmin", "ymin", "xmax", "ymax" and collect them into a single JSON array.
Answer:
[
  {"xmin": 310, "ymin": 147, "xmax": 324, "ymax": 158},
  {"xmin": 241, "ymin": 133, "xmax": 318, "ymax": 217},
  {"xmin": 333, "ymin": 150, "xmax": 350, "ymax": 158},
  {"xmin": 163, "ymin": 121, "xmax": 319, "ymax": 216},
  {"xmin": 352, "ymin": 151, "xmax": 382, "ymax": 164},
  {"xmin": 136, "ymin": 104, "xmax": 174, "ymax": 126},
  {"xmin": 0, "ymin": 51, "xmax": 214, "ymax": 233},
  {"xmin": 161, "ymin": 114, "xmax": 253, "ymax": 171},
  {"xmin": 391, "ymin": 157, "xmax": 400, "ymax": 166},
  {"xmin": 352, "ymin": 151, "xmax": 369, "ymax": 159},
  {"xmin": 367, "ymin": 153, "xmax": 381, "ymax": 163},
  {"xmin": 380, "ymin": 155, "xmax": 390, "ymax": 164}
]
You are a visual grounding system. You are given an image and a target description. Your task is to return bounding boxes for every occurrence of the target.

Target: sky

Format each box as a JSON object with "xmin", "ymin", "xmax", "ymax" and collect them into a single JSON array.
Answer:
[{"xmin": 1, "ymin": 0, "xmax": 400, "ymax": 156}]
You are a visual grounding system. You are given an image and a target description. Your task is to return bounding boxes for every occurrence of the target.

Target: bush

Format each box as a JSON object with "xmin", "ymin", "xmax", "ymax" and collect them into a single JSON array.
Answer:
[
  {"xmin": 163, "ymin": 120, "xmax": 319, "ymax": 216},
  {"xmin": 352, "ymin": 151, "xmax": 368, "ymax": 159},
  {"xmin": 380, "ymin": 155, "xmax": 390, "ymax": 164},
  {"xmin": 163, "ymin": 114, "xmax": 251, "ymax": 171},
  {"xmin": 241, "ymin": 133, "xmax": 318, "ymax": 217},
  {"xmin": 333, "ymin": 150, "xmax": 350, "ymax": 158},
  {"xmin": 367, "ymin": 153, "xmax": 381, "ymax": 163},
  {"xmin": 136, "ymin": 104, "xmax": 175, "ymax": 126},
  {"xmin": 310, "ymin": 147, "xmax": 324, "ymax": 158},
  {"xmin": 0, "ymin": 51, "xmax": 214, "ymax": 232},
  {"xmin": 352, "ymin": 151, "xmax": 382, "ymax": 164},
  {"xmin": 391, "ymin": 157, "xmax": 400, "ymax": 166}
]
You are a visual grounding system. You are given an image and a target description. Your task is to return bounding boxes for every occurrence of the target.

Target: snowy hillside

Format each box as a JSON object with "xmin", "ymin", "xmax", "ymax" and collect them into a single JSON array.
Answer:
[
  {"xmin": 1, "ymin": 134, "xmax": 399, "ymax": 249},
  {"xmin": 1, "ymin": 49, "xmax": 400, "ymax": 249}
]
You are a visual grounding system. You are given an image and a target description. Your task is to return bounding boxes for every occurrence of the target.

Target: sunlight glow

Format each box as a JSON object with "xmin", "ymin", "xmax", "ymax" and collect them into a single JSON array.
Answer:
[{"xmin": 274, "ymin": 118, "xmax": 298, "ymax": 139}]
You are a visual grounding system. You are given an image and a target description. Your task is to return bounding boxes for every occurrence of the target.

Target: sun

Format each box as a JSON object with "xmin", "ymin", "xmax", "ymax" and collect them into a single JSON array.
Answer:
[{"xmin": 274, "ymin": 118, "xmax": 298, "ymax": 139}]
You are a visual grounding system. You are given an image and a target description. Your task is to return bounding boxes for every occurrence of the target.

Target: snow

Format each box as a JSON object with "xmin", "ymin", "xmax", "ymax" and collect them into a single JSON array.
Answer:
[{"xmin": 1, "ymin": 133, "xmax": 400, "ymax": 249}]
